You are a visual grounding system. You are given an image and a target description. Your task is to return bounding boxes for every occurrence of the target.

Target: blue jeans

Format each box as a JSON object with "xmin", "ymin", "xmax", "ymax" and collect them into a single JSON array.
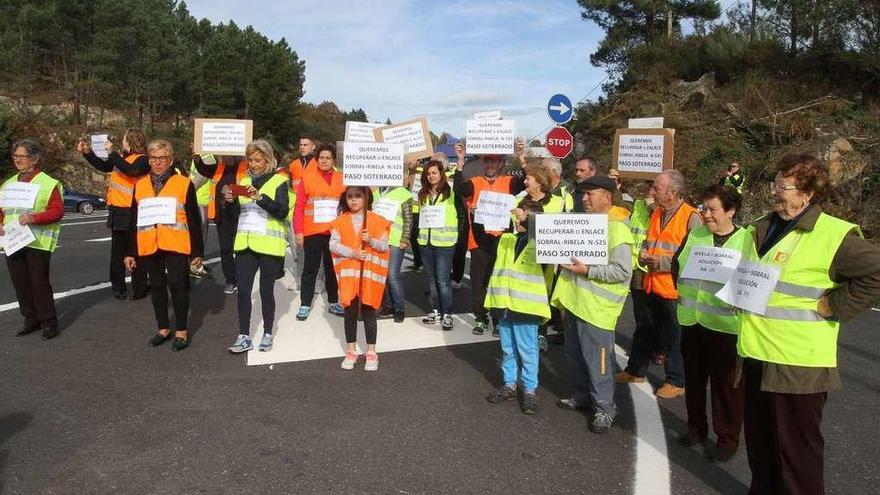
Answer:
[
  {"xmin": 383, "ymin": 246, "xmax": 405, "ymax": 312},
  {"xmin": 421, "ymin": 244, "xmax": 454, "ymax": 314},
  {"xmin": 498, "ymin": 314, "xmax": 540, "ymax": 393}
]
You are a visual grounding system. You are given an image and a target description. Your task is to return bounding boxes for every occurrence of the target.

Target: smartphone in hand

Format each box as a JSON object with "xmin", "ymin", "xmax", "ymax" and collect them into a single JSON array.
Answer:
[{"xmin": 228, "ymin": 184, "xmax": 251, "ymax": 197}]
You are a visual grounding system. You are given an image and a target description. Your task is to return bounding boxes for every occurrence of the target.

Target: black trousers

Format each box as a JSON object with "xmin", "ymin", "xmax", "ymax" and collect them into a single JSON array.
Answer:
[
  {"xmin": 743, "ymin": 359, "xmax": 827, "ymax": 495},
  {"xmin": 469, "ymin": 244, "xmax": 498, "ymax": 323},
  {"xmin": 409, "ymin": 212, "xmax": 422, "ymax": 267},
  {"xmin": 344, "ymin": 297, "xmax": 377, "ymax": 345},
  {"xmin": 110, "ymin": 229, "xmax": 146, "ymax": 295},
  {"xmin": 216, "ymin": 218, "xmax": 238, "ymax": 285},
  {"xmin": 142, "ymin": 251, "xmax": 190, "ymax": 331},
  {"xmin": 451, "ymin": 218, "xmax": 468, "ymax": 283},
  {"xmin": 236, "ymin": 249, "xmax": 283, "ymax": 335},
  {"xmin": 6, "ymin": 247, "xmax": 57, "ymax": 330},
  {"xmin": 625, "ymin": 291, "xmax": 685, "ymax": 387},
  {"xmin": 299, "ymin": 234, "xmax": 338, "ymax": 307}
]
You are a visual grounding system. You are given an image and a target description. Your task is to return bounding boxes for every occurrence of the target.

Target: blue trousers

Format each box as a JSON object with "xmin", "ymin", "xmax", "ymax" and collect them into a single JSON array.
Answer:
[
  {"xmin": 383, "ymin": 246, "xmax": 405, "ymax": 312},
  {"xmin": 498, "ymin": 315, "xmax": 540, "ymax": 393},
  {"xmin": 421, "ymin": 244, "xmax": 454, "ymax": 314}
]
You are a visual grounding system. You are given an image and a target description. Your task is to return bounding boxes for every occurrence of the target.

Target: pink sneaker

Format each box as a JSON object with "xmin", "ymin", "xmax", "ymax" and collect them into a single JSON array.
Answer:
[
  {"xmin": 364, "ymin": 351, "xmax": 379, "ymax": 372},
  {"xmin": 341, "ymin": 351, "xmax": 358, "ymax": 370}
]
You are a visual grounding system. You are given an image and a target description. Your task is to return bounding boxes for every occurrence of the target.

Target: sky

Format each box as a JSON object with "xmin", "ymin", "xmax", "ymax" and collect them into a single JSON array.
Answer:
[{"xmin": 183, "ymin": 0, "xmax": 608, "ymax": 143}]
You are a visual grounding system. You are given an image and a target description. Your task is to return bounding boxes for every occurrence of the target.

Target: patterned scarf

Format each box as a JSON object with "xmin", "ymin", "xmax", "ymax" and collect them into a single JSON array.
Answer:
[{"xmin": 150, "ymin": 169, "xmax": 175, "ymax": 195}]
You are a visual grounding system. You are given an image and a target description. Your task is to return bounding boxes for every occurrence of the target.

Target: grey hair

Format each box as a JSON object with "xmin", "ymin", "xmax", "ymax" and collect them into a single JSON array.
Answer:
[
  {"xmin": 576, "ymin": 157, "xmax": 596, "ymax": 171},
  {"xmin": 541, "ymin": 157, "xmax": 562, "ymax": 175},
  {"xmin": 664, "ymin": 170, "xmax": 686, "ymax": 196},
  {"xmin": 12, "ymin": 139, "xmax": 41, "ymax": 161},
  {"xmin": 245, "ymin": 139, "xmax": 278, "ymax": 169}
]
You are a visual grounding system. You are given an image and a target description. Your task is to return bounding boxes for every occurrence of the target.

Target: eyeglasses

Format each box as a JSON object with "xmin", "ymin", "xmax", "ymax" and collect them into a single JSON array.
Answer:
[
  {"xmin": 770, "ymin": 182, "xmax": 798, "ymax": 192},
  {"xmin": 148, "ymin": 155, "xmax": 171, "ymax": 163},
  {"xmin": 12, "ymin": 154, "xmax": 31, "ymax": 160}
]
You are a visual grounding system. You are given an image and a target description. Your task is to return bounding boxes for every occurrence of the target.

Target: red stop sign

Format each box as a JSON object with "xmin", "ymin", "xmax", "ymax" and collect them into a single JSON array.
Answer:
[{"xmin": 545, "ymin": 126, "xmax": 573, "ymax": 159}]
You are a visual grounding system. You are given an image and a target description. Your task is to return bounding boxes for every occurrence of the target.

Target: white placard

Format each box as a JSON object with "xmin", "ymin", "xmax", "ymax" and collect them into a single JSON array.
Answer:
[
  {"xmin": 628, "ymin": 117, "xmax": 665, "ymax": 129},
  {"xmin": 410, "ymin": 178, "xmax": 423, "ymax": 202},
  {"xmin": 418, "ymin": 205, "xmax": 446, "ymax": 229},
  {"xmin": 534, "ymin": 213, "xmax": 609, "ymax": 265},
  {"xmin": 0, "ymin": 222, "xmax": 36, "ymax": 255},
  {"xmin": 617, "ymin": 134, "xmax": 665, "ymax": 174},
  {"xmin": 474, "ymin": 111, "xmax": 502, "ymax": 120},
  {"xmin": 313, "ymin": 199, "xmax": 338, "ymax": 224},
  {"xmin": 137, "ymin": 197, "xmax": 177, "ymax": 227},
  {"xmin": 379, "ymin": 120, "xmax": 428, "ymax": 154},
  {"xmin": 342, "ymin": 142, "xmax": 405, "ymax": 186},
  {"xmin": 465, "ymin": 120, "xmax": 516, "ymax": 154},
  {"xmin": 194, "ymin": 119, "xmax": 253, "ymax": 155},
  {"xmin": 714, "ymin": 260, "xmax": 782, "ymax": 315},
  {"xmin": 0, "ymin": 182, "xmax": 40, "ymax": 209},
  {"xmin": 372, "ymin": 199, "xmax": 399, "ymax": 222},
  {"xmin": 90, "ymin": 134, "xmax": 110, "ymax": 159},
  {"xmin": 344, "ymin": 121, "xmax": 383, "ymax": 143},
  {"xmin": 474, "ymin": 191, "xmax": 515, "ymax": 231},
  {"xmin": 680, "ymin": 246, "xmax": 743, "ymax": 284},
  {"xmin": 237, "ymin": 203, "xmax": 268, "ymax": 235}
]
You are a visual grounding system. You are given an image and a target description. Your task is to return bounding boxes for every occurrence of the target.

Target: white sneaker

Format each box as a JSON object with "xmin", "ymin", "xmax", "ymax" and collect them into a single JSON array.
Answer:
[
  {"xmin": 441, "ymin": 314, "xmax": 454, "ymax": 331},
  {"xmin": 364, "ymin": 352, "xmax": 379, "ymax": 371},
  {"xmin": 341, "ymin": 351, "xmax": 358, "ymax": 370},
  {"xmin": 422, "ymin": 309, "xmax": 440, "ymax": 324}
]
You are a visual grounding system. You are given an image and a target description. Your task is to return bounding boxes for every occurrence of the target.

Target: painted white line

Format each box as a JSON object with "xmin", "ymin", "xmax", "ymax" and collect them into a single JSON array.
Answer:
[
  {"xmin": 614, "ymin": 345, "xmax": 671, "ymax": 495},
  {"xmin": 0, "ymin": 257, "xmax": 221, "ymax": 313},
  {"xmin": 84, "ymin": 237, "xmax": 112, "ymax": 243},
  {"xmin": 60, "ymin": 219, "xmax": 109, "ymax": 226},
  {"xmin": 872, "ymin": 307, "xmax": 879, "ymax": 312}
]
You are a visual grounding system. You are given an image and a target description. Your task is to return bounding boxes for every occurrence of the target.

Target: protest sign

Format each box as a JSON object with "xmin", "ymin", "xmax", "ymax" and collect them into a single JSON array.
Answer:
[
  {"xmin": 136, "ymin": 197, "xmax": 177, "ymax": 227},
  {"xmin": 418, "ymin": 205, "xmax": 446, "ymax": 229},
  {"xmin": 193, "ymin": 118, "xmax": 253, "ymax": 155},
  {"xmin": 0, "ymin": 222, "xmax": 36, "ymax": 255},
  {"xmin": 0, "ymin": 182, "xmax": 40, "ymax": 209},
  {"xmin": 373, "ymin": 117, "xmax": 433, "ymax": 162},
  {"xmin": 465, "ymin": 119, "xmax": 516, "ymax": 154},
  {"xmin": 473, "ymin": 191, "xmax": 515, "ymax": 231},
  {"xmin": 238, "ymin": 204, "xmax": 269, "ymax": 235},
  {"xmin": 342, "ymin": 142, "xmax": 405, "ymax": 186},
  {"xmin": 628, "ymin": 117, "xmax": 665, "ymax": 129},
  {"xmin": 90, "ymin": 134, "xmax": 110, "ymax": 159},
  {"xmin": 313, "ymin": 200, "xmax": 338, "ymax": 224},
  {"xmin": 680, "ymin": 246, "xmax": 743, "ymax": 284},
  {"xmin": 344, "ymin": 121, "xmax": 383, "ymax": 143},
  {"xmin": 612, "ymin": 128, "xmax": 675, "ymax": 179},
  {"xmin": 474, "ymin": 111, "xmax": 502, "ymax": 120},
  {"xmin": 533, "ymin": 213, "xmax": 609, "ymax": 265},
  {"xmin": 714, "ymin": 260, "xmax": 782, "ymax": 315},
  {"xmin": 372, "ymin": 199, "xmax": 400, "ymax": 222}
]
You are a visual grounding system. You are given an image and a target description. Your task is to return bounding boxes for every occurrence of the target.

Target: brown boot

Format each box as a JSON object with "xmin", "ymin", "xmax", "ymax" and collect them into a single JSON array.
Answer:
[
  {"xmin": 614, "ymin": 370, "xmax": 646, "ymax": 384},
  {"xmin": 654, "ymin": 383, "xmax": 685, "ymax": 399}
]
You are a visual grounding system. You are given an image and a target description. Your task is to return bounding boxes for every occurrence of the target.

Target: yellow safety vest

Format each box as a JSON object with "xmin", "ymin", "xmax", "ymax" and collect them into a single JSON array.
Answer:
[{"xmin": 233, "ymin": 173, "xmax": 290, "ymax": 257}]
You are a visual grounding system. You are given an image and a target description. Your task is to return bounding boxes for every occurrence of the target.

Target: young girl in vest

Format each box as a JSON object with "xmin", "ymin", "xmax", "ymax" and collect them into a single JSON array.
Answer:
[{"xmin": 328, "ymin": 186, "xmax": 391, "ymax": 371}]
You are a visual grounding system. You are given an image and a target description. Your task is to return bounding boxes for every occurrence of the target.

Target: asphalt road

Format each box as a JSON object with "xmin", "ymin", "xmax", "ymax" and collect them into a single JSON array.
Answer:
[{"xmin": 1, "ymin": 216, "xmax": 878, "ymax": 494}]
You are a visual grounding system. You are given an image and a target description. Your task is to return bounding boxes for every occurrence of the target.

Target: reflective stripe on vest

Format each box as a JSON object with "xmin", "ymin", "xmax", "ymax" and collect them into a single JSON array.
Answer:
[
  {"xmin": 106, "ymin": 153, "xmax": 144, "ymax": 208},
  {"xmin": 233, "ymin": 173, "xmax": 289, "ymax": 257},
  {"xmin": 676, "ymin": 226, "xmax": 753, "ymax": 334},
  {"xmin": 1, "ymin": 172, "xmax": 63, "ymax": 252},
  {"xmin": 737, "ymin": 213, "xmax": 859, "ymax": 367},
  {"xmin": 417, "ymin": 192, "xmax": 458, "ymax": 247},
  {"xmin": 551, "ymin": 220, "xmax": 634, "ymax": 330},
  {"xmin": 484, "ymin": 233, "xmax": 551, "ymax": 322},
  {"xmin": 629, "ymin": 199, "xmax": 650, "ymax": 273},
  {"xmin": 329, "ymin": 211, "xmax": 391, "ymax": 309},
  {"xmin": 134, "ymin": 175, "xmax": 191, "ymax": 256},
  {"xmin": 643, "ymin": 202, "xmax": 698, "ymax": 299}
]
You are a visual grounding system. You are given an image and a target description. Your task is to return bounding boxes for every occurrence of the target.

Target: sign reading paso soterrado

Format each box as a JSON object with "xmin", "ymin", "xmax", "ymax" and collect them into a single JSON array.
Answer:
[
  {"xmin": 612, "ymin": 128, "xmax": 675, "ymax": 179},
  {"xmin": 545, "ymin": 126, "xmax": 573, "ymax": 159},
  {"xmin": 533, "ymin": 213, "xmax": 609, "ymax": 265}
]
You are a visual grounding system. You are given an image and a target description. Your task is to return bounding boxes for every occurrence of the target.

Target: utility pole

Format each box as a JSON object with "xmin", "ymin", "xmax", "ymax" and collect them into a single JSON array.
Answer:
[{"xmin": 667, "ymin": 8, "xmax": 673, "ymax": 39}]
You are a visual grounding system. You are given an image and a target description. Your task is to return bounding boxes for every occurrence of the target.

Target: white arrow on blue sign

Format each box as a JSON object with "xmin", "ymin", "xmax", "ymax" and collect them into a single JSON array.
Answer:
[{"xmin": 547, "ymin": 94, "xmax": 573, "ymax": 124}]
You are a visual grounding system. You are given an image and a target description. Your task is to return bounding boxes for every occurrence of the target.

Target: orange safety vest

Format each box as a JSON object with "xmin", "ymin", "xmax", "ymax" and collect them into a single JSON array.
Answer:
[
  {"xmin": 302, "ymin": 166, "xmax": 345, "ymax": 236},
  {"xmin": 288, "ymin": 156, "xmax": 316, "ymax": 189},
  {"xmin": 467, "ymin": 175, "xmax": 512, "ymax": 250},
  {"xmin": 208, "ymin": 159, "xmax": 248, "ymax": 220},
  {"xmin": 642, "ymin": 202, "xmax": 698, "ymax": 299},
  {"xmin": 134, "ymin": 174, "xmax": 191, "ymax": 256},
  {"xmin": 106, "ymin": 153, "xmax": 145, "ymax": 207},
  {"xmin": 329, "ymin": 211, "xmax": 391, "ymax": 309}
]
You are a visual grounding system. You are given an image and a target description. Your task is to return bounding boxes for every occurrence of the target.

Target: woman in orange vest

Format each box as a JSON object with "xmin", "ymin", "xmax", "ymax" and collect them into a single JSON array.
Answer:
[
  {"xmin": 77, "ymin": 128, "xmax": 150, "ymax": 300},
  {"xmin": 293, "ymin": 144, "xmax": 346, "ymax": 320},
  {"xmin": 329, "ymin": 186, "xmax": 391, "ymax": 371},
  {"xmin": 124, "ymin": 140, "xmax": 204, "ymax": 351}
]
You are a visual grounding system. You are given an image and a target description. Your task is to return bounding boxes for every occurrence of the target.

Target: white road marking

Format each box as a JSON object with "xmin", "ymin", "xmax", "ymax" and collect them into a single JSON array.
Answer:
[
  {"xmin": 60, "ymin": 219, "xmax": 110, "ymax": 226},
  {"xmin": 614, "ymin": 345, "xmax": 671, "ymax": 495},
  {"xmin": 84, "ymin": 237, "xmax": 112, "ymax": 243},
  {"xmin": 872, "ymin": 307, "xmax": 879, "ymax": 312},
  {"xmin": 0, "ymin": 257, "xmax": 221, "ymax": 312}
]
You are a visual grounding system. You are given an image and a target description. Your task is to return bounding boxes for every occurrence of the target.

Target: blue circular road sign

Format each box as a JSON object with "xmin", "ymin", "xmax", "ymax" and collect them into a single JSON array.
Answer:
[{"xmin": 547, "ymin": 94, "xmax": 573, "ymax": 124}]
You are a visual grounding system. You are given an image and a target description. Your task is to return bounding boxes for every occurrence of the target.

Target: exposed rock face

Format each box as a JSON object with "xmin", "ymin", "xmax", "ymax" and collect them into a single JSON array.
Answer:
[
  {"xmin": 673, "ymin": 72, "xmax": 716, "ymax": 110},
  {"xmin": 823, "ymin": 137, "xmax": 867, "ymax": 186},
  {"xmin": 54, "ymin": 152, "xmax": 108, "ymax": 196}
]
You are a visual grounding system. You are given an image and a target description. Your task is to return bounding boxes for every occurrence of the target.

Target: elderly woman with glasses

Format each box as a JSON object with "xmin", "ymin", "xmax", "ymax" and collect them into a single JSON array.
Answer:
[
  {"xmin": 124, "ymin": 140, "xmax": 204, "ymax": 351},
  {"xmin": 1, "ymin": 139, "xmax": 64, "ymax": 340},
  {"xmin": 737, "ymin": 153, "xmax": 880, "ymax": 494}
]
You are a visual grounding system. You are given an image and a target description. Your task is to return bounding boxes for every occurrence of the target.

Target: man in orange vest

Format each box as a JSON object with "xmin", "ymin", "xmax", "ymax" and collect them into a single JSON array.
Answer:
[
  {"xmin": 78, "ymin": 128, "xmax": 150, "ymax": 300},
  {"xmin": 193, "ymin": 154, "xmax": 248, "ymax": 294},
  {"xmin": 616, "ymin": 170, "xmax": 702, "ymax": 399},
  {"xmin": 452, "ymin": 142, "xmax": 526, "ymax": 335}
]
